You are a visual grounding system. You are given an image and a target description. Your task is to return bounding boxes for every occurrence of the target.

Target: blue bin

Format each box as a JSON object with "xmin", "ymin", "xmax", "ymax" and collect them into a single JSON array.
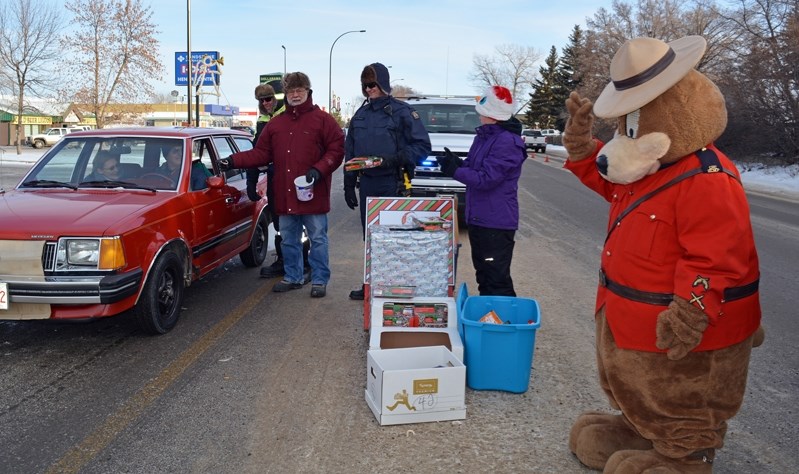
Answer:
[{"xmin": 458, "ymin": 286, "xmax": 541, "ymax": 393}]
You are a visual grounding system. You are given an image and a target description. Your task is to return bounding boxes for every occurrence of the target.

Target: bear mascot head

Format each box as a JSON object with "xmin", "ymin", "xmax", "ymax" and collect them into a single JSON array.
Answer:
[{"xmin": 562, "ymin": 35, "xmax": 764, "ymax": 473}]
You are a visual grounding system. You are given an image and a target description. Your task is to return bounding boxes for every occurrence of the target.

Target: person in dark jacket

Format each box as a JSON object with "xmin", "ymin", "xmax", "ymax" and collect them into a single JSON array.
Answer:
[
  {"xmin": 343, "ymin": 62, "xmax": 431, "ymax": 300},
  {"xmin": 220, "ymin": 72, "xmax": 344, "ymax": 298},
  {"xmin": 438, "ymin": 85, "xmax": 526, "ymax": 296}
]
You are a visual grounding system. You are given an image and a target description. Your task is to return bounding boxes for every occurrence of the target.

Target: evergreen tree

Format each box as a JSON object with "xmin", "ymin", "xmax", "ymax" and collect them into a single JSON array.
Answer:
[
  {"xmin": 524, "ymin": 46, "xmax": 560, "ymax": 129},
  {"xmin": 552, "ymin": 25, "xmax": 584, "ymax": 131}
]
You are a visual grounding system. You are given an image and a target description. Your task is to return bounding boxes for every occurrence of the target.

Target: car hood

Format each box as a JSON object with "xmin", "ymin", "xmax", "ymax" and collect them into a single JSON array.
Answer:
[
  {"xmin": 428, "ymin": 133, "xmax": 475, "ymax": 153},
  {"xmin": 0, "ymin": 189, "xmax": 174, "ymax": 238}
]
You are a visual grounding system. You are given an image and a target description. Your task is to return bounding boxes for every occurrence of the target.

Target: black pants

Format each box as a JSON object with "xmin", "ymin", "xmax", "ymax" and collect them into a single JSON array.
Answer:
[{"xmin": 468, "ymin": 224, "xmax": 516, "ymax": 296}]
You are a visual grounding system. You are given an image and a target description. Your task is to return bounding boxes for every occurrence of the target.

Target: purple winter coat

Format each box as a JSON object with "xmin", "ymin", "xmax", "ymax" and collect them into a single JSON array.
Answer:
[{"xmin": 452, "ymin": 123, "xmax": 526, "ymax": 230}]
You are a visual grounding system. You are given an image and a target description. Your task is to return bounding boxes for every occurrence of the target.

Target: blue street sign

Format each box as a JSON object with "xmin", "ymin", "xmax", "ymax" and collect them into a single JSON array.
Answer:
[{"xmin": 175, "ymin": 51, "xmax": 221, "ymax": 87}]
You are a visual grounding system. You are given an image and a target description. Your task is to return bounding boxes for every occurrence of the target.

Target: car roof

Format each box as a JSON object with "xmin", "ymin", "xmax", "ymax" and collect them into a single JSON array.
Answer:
[{"xmin": 65, "ymin": 126, "xmax": 252, "ymax": 139}]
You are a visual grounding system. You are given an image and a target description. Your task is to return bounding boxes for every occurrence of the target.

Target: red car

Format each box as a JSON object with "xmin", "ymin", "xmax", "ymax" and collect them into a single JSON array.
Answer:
[{"xmin": 0, "ymin": 127, "xmax": 269, "ymax": 334}]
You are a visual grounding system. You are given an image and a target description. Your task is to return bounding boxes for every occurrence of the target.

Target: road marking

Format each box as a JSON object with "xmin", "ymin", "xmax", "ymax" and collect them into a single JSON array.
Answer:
[{"xmin": 46, "ymin": 280, "xmax": 275, "ymax": 474}]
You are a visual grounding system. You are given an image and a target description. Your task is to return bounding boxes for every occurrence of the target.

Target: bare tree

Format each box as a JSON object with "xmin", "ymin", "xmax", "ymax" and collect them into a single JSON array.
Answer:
[
  {"xmin": 714, "ymin": 0, "xmax": 798, "ymax": 162},
  {"xmin": 470, "ymin": 44, "xmax": 542, "ymax": 106},
  {"xmin": 0, "ymin": 0, "xmax": 63, "ymax": 153},
  {"xmin": 64, "ymin": 0, "xmax": 163, "ymax": 128}
]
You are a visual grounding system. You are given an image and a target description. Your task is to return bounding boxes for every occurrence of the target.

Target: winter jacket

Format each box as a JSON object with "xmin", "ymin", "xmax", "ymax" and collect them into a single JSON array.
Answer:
[
  {"xmin": 344, "ymin": 95, "xmax": 431, "ymax": 184},
  {"xmin": 565, "ymin": 144, "xmax": 761, "ymax": 352},
  {"xmin": 231, "ymin": 93, "xmax": 344, "ymax": 215},
  {"xmin": 452, "ymin": 122, "xmax": 526, "ymax": 230}
]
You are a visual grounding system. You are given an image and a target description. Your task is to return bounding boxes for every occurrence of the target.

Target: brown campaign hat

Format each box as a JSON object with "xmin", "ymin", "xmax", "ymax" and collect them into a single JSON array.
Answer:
[{"xmin": 593, "ymin": 36, "xmax": 707, "ymax": 118}]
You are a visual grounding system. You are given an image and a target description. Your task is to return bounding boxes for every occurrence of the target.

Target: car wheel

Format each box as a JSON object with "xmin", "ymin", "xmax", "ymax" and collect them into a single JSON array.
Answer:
[
  {"xmin": 239, "ymin": 214, "xmax": 269, "ymax": 267},
  {"xmin": 134, "ymin": 250, "xmax": 184, "ymax": 334},
  {"xmin": 33, "ymin": 140, "xmax": 44, "ymax": 149}
]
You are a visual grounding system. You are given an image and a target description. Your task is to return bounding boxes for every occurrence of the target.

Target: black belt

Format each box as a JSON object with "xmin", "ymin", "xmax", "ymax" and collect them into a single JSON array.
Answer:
[{"xmin": 599, "ymin": 269, "xmax": 759, "ymax": 306}]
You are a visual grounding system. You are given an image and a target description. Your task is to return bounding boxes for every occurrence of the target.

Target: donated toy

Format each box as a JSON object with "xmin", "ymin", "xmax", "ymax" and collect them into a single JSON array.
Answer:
[{"xmin": 562, "ymin": 36, "xmax": 763, "ymax": 473}]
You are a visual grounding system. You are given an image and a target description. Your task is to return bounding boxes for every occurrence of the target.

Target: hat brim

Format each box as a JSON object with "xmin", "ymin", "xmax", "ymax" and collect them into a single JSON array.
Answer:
[{"xmin": 593, "ymin": 36, "xmax": 707, "ymax": 118}]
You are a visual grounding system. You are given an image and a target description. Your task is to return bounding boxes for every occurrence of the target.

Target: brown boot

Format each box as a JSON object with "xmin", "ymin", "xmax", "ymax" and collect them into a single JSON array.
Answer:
[
  {"xmin": 604, "ymin": 448, "xmax": 714, "ymax": 474},
  {"xmin": 569, "ymin": 411, "xmax": 652, "ymax": 470}
]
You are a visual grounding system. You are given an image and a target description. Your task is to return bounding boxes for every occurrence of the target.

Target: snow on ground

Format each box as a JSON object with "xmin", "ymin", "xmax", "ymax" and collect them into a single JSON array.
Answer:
[{"xmin": 2, "ymin": 144, "xmax": 798, "ymax": 200}]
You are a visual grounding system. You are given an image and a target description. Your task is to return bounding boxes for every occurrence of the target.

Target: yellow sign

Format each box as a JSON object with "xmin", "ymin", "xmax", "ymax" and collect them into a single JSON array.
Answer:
[
  {"xmin": 413, "ymin": 378, "xmax": 439, "ymax": 394},
  {"xmin": 14, "ymin": 115, "xmax": 52, "ymax": 125}
]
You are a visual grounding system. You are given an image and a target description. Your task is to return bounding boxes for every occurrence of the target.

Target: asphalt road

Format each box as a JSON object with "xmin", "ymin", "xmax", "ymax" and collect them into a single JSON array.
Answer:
[{"xmin": 1, "ymin": 154, "xmax": 797, "ymax": 473}]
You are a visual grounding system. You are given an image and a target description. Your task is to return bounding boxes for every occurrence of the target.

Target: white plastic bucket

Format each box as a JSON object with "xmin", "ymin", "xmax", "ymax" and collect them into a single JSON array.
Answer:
[{"xmin": 294, "ymin": 176, "xmax": 314, "ymax": 201}]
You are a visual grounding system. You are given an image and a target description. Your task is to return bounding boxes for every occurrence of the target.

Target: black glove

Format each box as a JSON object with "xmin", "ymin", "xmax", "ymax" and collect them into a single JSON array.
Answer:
[
  {"xmin": 245, "ymin": 168, "xmax": 261, "ymax": 202},
  {"xmin": 377, "ymin": 155, "xmax": 400, "ymax": 169},
  {"xmin": 218, "ymin": 155, "xmax": 235, "ymax": 171},
  {"xmin": 437, "ymin": 147, "xmax": 462, "ymax": 177},
  {"xmin": 344, "ymin": 186, "xmax": 358, "ymax": 210},
  {"xmin": 306, "ymin": 167, "xmax": 322, "ymax": 184}
]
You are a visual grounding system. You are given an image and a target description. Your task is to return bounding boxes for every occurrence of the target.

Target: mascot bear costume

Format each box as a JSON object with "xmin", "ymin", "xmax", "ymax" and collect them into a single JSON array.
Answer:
[{"xmin": 562, "ymin": 36, "xmax": 764, "ymax": 473}]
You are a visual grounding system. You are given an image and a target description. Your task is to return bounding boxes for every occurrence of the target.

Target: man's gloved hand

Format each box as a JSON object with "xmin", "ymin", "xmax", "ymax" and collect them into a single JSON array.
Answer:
[
  {"xmin": 563, "ymin": 91, "xmax": 597, "ymax": 161},
  {"xmin": 344, "ymin": 186, "xmax": 358, "ymax": 210},
  {"xmin": 377, "ymin": 155, "xmax": 399, "ymax": 169},
  {"xmin": 655, "ymin": 296, "xmax": 709, "ymax": 360},
  {"xmin": 437, "ymin": 147, "xmax": 462, "ymax": 177},
  {"xmin": 218, "ymin": 155, "xmax": 235, "ymax": 171},
  {"xmin": 306, "ymin": 167, "xmax": 322, "ymax": 183}
]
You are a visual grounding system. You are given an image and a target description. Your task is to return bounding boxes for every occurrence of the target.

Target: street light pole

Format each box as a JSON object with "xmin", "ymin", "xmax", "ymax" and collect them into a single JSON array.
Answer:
[
  {"xmin": 328, "ymin": 29, "xmax": 365, "ymax": 112},
  {"xmin": 281, "ymin": 45, "xmax": 286, "ymax": 75}
]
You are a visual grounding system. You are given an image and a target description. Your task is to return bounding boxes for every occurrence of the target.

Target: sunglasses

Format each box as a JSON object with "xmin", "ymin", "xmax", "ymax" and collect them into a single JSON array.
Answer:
[
  {"xmin": 259, "ymin": 96, "xmax": 275, "ymax": 103},
  {"xmin": 362, "ymin": 82, "xmax": 379, "ymax": 90}
]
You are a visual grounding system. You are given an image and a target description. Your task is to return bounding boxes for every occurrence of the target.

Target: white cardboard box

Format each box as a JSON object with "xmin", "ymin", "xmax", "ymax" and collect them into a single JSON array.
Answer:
[
  {"xmin": 369, "ymin": 296, "xmax": 464, "ymax": 361},
  {"xmin": 365, "ymin": 346, "xmax": 466, "ymax": 426}
]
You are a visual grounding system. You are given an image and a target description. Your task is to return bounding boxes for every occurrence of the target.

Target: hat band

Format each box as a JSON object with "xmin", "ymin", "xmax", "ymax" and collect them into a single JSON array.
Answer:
[{"xmin": 613, "ymin": 47, "xmax": 676, "ymax": 91}]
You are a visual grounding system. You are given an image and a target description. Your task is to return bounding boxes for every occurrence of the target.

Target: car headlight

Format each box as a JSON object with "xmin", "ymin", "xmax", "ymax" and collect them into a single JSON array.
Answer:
[{"xmin": 55, "ymin": 237, "xmax": 126, "ymax": 271}]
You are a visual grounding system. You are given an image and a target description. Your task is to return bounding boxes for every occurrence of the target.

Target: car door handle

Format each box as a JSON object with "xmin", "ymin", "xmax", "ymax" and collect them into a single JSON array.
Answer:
[{"xmin": 225, "ymin": 197, "xmax": 235, "ymax": 204}]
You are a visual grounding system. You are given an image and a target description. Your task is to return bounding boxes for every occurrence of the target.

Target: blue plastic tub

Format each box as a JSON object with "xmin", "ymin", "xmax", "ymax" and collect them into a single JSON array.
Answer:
[{"xmin": 458, "ymin": 285, "xmax": 541, "ymax": 393}]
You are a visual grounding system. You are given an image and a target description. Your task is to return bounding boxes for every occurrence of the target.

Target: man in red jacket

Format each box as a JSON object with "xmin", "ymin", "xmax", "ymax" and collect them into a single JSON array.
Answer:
[{"xmin": 220, "ymin": 72, "xmax": 344, "ymax": 297}]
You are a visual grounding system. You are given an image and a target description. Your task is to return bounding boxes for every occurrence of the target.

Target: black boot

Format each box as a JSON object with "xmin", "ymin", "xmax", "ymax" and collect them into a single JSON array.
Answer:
[
  {"xmin": 349, "ymin": 284, "xmax": 365, "ymax": 300},
  {"xmin": 259, "ymin": 234, "xmax": 285, "ymax": 278}
]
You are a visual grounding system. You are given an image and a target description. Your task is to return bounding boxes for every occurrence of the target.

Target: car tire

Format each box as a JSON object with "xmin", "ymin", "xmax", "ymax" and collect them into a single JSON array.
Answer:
[
  {"xmin": 33, "ymin": 140, "xmax": 44, "ymax": 149},
  {"xmin": 239, "ymin": 214, "xmax": 269, "ymax": 268},
  {"xmin": 134, "ymin": 250, "xmax": 184, "ymax": 334}
]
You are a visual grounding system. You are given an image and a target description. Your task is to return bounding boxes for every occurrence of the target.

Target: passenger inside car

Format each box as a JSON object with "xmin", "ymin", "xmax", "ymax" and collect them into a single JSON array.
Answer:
[{"xmin": 83, "ymin": 151, "xmax": 121, "ymax": 181}]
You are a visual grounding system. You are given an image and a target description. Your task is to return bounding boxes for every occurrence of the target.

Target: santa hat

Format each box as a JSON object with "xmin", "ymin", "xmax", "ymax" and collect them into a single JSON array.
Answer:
[{"xmin": 475, "ymin": 86, "xmax": 514, "ymax": 121}]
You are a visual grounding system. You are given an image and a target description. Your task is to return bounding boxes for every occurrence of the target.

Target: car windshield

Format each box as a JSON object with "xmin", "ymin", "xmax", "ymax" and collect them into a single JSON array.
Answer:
[
  {"xmin": 20, "ymin": 136, "xmax": 187, "ymax": 191},
  {"xmin": 412, "ymin": 104, "xmax": 480, "ymax": 134}
]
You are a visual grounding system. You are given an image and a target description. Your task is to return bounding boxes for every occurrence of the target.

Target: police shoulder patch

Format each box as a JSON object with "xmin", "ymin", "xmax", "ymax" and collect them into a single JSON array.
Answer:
[{"xmin": 411, "ymin": 111, "xmax": 420, "ymax": 120}]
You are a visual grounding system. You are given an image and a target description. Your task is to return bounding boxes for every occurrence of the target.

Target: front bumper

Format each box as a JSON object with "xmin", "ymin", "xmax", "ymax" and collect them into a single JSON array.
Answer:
[{"xmin": 2, "ymin": 269, "xmax": 142, "ymax": 305}]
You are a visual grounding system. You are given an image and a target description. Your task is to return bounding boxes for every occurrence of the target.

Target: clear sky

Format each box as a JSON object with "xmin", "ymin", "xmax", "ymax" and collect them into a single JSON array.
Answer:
[{"xmin": 151, "ymin": 0, "xmax": 609, "ymax": 114}]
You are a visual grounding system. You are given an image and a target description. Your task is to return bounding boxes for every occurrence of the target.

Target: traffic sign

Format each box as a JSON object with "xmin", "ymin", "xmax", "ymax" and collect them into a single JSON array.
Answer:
[{"xmin": 175, "ymin": 51, "xmax": 221, "ymax": 87}]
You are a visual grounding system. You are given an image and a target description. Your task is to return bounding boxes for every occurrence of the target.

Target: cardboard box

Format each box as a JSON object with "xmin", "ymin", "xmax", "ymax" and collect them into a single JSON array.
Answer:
[
  {"xmin": 365, "ymin": 346, "xmax": 466, "ymax": 426},
  {"xmin": 369, "ymin": 296, "xmax": 464, "ymax": 361}
]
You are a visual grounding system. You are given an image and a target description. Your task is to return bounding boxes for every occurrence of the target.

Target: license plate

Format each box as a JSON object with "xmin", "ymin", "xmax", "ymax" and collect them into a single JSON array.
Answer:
[{"xmin": 0, "ymin": 282, "xmax": 8, "ymax": 310}]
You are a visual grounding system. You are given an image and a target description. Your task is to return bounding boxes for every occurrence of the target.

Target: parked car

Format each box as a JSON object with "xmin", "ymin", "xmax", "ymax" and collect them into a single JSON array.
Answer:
[
  {"xmin": 24, "ymin": 127, "xmax": 75, "ymax": 149},
  {"xmin": 404, "ymin": 96, "xmax": 479, "ymax": 213},
  {"xmin": 231, "ymin": 125, "xmax": 255, "ymax": 136},
  {"xmin": 521, "ymin": 129, "xmax": 547, "ymax": 153},
  {"xmin": 0, "ymin": 127, "xmax": 268, "ymax": 334}
]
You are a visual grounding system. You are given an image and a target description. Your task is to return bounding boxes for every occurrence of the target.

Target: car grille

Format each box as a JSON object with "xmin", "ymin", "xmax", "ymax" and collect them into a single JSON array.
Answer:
[{"xmin": 42, "ymin": 242, "xmax": 57, "ymax": 271}]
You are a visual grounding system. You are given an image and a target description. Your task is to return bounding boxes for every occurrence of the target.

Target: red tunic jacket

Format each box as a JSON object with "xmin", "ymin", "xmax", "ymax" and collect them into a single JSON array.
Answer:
[
  {"xmin": 232, "ymin": 97, "xmax": 344, "ymax": 215},
  {"xmin": 565, "ymin": 144, "xmax": 761, "ymax": 352}
]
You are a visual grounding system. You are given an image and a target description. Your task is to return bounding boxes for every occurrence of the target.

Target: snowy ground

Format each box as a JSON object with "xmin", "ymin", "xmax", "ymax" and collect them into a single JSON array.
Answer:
[{"xmin": 2, "ymin": 144, "xmax": 797, "ymax": 200}]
